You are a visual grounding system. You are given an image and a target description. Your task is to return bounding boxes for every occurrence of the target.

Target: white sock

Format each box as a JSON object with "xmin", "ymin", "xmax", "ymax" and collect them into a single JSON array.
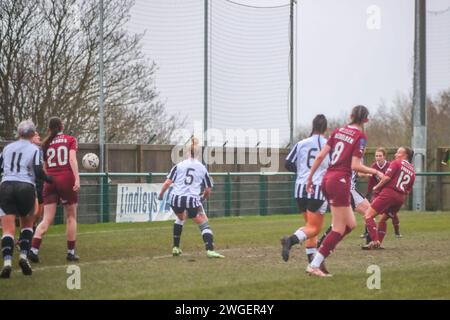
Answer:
[
  {"xmin": 4, "ymin": 258, "xmax": 12, "ymax": 267},
  {"xmin": 68, "ymin": 249, "xmax": 75, "ymax": 255},
  {"xmin": 31, "ymin": 248, "xmax": 39, "ymax": 254},
  {"xmin": 20, "ymin": 252, "xmax": 27, "ymax": 260},
  {"xmin": 294, "ymin": 230, "xmax": 307, "ymax": 243},
  {"xmin": 306, "ymin": 247, "xmax": 317, "ymax": 255},
  {"xmin": 310, "ymin": 252, "xmax": 325, "ymax": 268}
]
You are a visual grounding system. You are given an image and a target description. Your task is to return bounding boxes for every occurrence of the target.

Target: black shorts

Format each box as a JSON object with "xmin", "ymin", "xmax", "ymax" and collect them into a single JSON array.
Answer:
[
  {"xmin": 170, "ymin": 205, "xmax": 202, "ymax": 219},
  {"xmin": 296, "ymin": 198, "xmax": 327, "ymax": 214},
  {"xmin": 0, "ymin": 181, "xmax": 36, "ymax": 217}
]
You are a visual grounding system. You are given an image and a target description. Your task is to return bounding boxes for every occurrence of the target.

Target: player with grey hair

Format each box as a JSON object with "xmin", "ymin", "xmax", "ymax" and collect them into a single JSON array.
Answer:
[{"xmin": 0, "ymin": 120, "xmax": 53, "ymax": 278}]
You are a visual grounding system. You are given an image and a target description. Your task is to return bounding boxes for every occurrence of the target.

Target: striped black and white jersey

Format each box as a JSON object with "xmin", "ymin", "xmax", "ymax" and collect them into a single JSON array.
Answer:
[
  {"xmin": 350, "ymin": 171, "xmax": 358, "ymax": 190},
  {"xmin": 167, "ymin": 158, "xmax": 213, "ymax": 208},
  {"xmin": 350, "ymin": 158, "xmax": 364, "ymax": 190},
  {"xmin": 0, "ymin": 139, "xmax": 42, "ymax": 186},
  {"xmin": 286, "ymin": 134, "xmax": 330, "ymax": 200}
]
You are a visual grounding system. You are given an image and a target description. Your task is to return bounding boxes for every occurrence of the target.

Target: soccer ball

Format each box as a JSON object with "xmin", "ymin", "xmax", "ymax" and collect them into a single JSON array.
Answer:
[{"xmin": 82, "ymin": 153, "xmax": 99, "ymax": 170}]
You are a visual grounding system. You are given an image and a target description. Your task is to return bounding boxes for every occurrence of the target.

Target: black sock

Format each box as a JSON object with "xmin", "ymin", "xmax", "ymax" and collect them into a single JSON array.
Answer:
[
  {"xmin": 317, "ymin": 225, "xmax": 332, "ymax": 248},
  {"xmin": 19, "ymin": 229, "xmax": 33, "ymax": 255},
  {"xmin": 199, "ymin": 221, "xmax": 214, "ymax": 251},
  {"xmin": 1, "ymin": 236, "xmax": 14, "ymax": 259},
  {"xmin": 173, "ymin": 223, "xmax": 183, "ymax": 248},
  {"xmin": 289, "ymin": 234, "xmax": 300, "ymax": 247},
  {"xmin": 202, "ymin": 232, "xmax": 214, "ymax": 251}
]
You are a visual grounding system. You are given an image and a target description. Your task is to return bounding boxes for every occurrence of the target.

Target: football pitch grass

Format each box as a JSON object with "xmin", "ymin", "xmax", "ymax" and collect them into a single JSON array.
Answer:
[{"xmin": 1, "ymin": 211, "xmax": 450, "ymax": 300}]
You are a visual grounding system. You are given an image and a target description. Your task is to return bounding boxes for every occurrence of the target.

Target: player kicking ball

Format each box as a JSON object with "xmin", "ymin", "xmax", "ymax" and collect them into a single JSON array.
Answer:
[
  {"xmin": 363, "ymin": 147, "xmax": 416, "ymax": 250},
  {"xmin": 158, "ymin": 138, "xmax": 224, "ymax": 259}
]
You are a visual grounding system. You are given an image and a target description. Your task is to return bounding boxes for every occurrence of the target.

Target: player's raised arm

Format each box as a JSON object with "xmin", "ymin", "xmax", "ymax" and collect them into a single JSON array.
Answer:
[{"xmin": 306, "ymin": 144, "xmax": 331, "ymax": 193}]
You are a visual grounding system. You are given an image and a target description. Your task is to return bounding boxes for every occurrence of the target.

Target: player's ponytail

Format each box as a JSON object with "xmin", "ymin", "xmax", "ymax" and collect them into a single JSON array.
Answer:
[
  {"xmin": 310, "ymin": 114, "xmax": 327, "ymax": 136},
  {"xmin": 42, "ymin": 117, "xmax": 63, "ymax": 152},
  {"xmin": 190, "ymin": 137, "xmax": 200, "ymax": 158},
  {"xmin": 350, "ymin": 105, "xmax": 369, "ymax": 125}
]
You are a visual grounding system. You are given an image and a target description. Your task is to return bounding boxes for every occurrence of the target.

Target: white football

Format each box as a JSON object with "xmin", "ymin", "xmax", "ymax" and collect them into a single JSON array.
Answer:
[{"xmin": 82, "ymin": 153, "xmax": 99, "ymax": 170}]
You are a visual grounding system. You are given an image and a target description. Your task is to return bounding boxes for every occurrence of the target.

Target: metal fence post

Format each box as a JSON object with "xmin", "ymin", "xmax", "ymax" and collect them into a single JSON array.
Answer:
[
  {"xmin": 225, "ymin": 172, "xmax": 231, "ymax": 216},
  {"xmin": 147, "ymin": 172, "xmax": 153, "ymax": 184},
  {"xmin": 259, "ymin": 174, "xmax": 268, "ymax": 216},
  {"xmin": 102, "ymin": 173, "xmax": 109, "ymax": 223}
]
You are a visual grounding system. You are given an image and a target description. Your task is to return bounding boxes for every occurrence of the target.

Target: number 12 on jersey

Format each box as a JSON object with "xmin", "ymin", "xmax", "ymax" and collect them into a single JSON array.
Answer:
[{"xmin": 396, "ymin": 171, "xmax": 411, "ymax": 192}]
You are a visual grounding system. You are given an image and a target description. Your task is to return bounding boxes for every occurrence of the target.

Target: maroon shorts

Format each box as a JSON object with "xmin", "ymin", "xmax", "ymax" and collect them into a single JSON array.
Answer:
[
  {"xmin": 371, "ymin": 188, "xmax": 405, "ymax": 215},
  {"xmin": 43, "ymin": 173, "xmax": 78, "ymax": 205},
  {"xmin": 321, "ymin": 171, "xmax": 351, "ymax": 207}
]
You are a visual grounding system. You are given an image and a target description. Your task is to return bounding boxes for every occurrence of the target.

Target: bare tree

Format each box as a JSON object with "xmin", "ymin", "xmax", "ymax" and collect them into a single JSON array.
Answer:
[
  {"xmin": 0, "ymin": 0, "xmax": 183, "ymax": 143},
  {"xmin": 293, "ymin": 90, "xmax": 450, "ymax": 163}
]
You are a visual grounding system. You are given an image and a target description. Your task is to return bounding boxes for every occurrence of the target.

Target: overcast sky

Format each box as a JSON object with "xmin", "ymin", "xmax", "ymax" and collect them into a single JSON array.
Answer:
[{"xmin": 128, "ymin": 0, "xmax": 450, "ymax": 145}]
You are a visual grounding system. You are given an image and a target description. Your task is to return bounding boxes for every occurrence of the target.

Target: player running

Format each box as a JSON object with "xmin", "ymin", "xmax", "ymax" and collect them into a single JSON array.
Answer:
[
  {"xmin": 29, "ymin": 117, "xmax": 81, "ymax": 262},
  {"xmin": 305, "ymin": 105, "xmax": 385, "ymax": 277},
  {"xmin": 158, "ymin": 138, "xmax": 224, "ymax": 259},
  {"xmin": 363, "ymin": 147, "xmax": 415, "ymax": 249},
  {"xmin": 0, "ymin": 121, "xmax": 52, "ymax": 278},
  {"xmin": 280, "ymin": 114, "xmax": 330, "ymax": 274},
  {"xmin": 317, "ymin": 166, "xmax": 374, "ymax": 248}
]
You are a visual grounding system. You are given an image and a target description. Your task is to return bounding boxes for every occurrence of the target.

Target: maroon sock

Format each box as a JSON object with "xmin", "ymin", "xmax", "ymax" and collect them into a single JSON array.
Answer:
[
  {"xmin": 378, "ymin": 220, "xmax": 387, "ymax": 243},
  {"xmin": 318, "ymin": 231, "xmax": 343, "ymax": 258},
  {"xmin": 342, "ymin": 226, "xmax": 353, "ymax": 238},
  {"xmin": 393, "ymin": 223, "xmax": 400, "ymax": 235},
  {"xmin": 392, "ymin": 214, "xmax": 400, "ymax": 234},
  {"xmin": 67, "ymin": 240, "xmax": 76, "ymax": 251},
  {"xmin": 365, "ymin": 217, "xmax": 379, "ymax": 242},
  {"xmin": 31, "ymin": 237, "xmax": 42, "ymax": 250}
]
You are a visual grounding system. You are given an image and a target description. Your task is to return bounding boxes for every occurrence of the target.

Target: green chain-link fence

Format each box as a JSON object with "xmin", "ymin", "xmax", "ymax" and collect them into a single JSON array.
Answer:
[{"xmin": 48, "ymin": 171, "xmax": 450, "ymax": 224}]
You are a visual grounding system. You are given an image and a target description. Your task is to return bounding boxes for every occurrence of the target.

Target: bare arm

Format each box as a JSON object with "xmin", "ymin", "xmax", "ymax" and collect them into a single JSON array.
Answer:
[
  {"xmin": 201, "ymin": 187, "xmax": 212, "ymax": 201},
  {"xmin": 158, "ymin": 179, "xmax": 173, "ymax": 200},
  {"xmin": 351, "ymin": 157, "xmax": 383, "ymax": 179},
  {"xmin": 69, "ymin": 150, "xmax": 80, "ymax": 192},
  {"xmin": 372, "ymin": 175, "xmax": 391, "ymax": 192},
  {"xmin": 306, "ymin": 144, "xmax": 331, "ymax": 193},
  {"xmin": 357, "ymin": 172, "xmax": 372, "ymax": 178}
]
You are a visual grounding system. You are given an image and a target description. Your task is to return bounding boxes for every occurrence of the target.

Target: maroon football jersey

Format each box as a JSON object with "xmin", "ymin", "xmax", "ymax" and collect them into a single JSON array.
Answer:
[
  {"xmin": 44, "ymin": 133, "xmax": 78, "ymax": 175},
  {"xmin": 383, "ymin": 159, "xmax": 416, "ymax": 195},
  {"xmin": 367, "ymin": 160, "xmax": 390, "ymax": 193},
  {"xmin": 326, "ymin": 125, "xmax": 367, "ymax": 175}
]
